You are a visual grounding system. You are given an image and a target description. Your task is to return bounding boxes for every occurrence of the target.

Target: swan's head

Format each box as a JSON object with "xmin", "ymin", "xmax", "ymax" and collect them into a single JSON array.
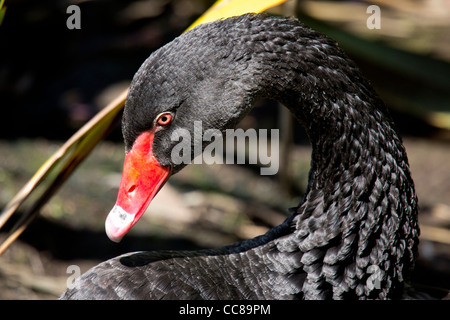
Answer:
[{"xmin": 105, "ymin": 18, "xmax": 258, "ymax": 242}]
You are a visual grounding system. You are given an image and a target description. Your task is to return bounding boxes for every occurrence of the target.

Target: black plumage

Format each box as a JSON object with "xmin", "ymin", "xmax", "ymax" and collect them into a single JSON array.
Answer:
[{"xmin": 61, "ymin": 13, "xmax": 422, "ymax": 300}]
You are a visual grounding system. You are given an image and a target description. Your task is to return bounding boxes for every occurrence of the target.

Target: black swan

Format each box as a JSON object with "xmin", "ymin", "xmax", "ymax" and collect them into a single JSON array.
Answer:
[{"xmin": 61, "ymin": 13, "xmax": 423, "ymax": 300}]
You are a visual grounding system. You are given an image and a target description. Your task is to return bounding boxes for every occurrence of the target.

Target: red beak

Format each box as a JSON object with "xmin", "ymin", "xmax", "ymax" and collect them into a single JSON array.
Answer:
[{"xmin": 105, "ymin": 130, "xmax": 170, "ymax": 242}]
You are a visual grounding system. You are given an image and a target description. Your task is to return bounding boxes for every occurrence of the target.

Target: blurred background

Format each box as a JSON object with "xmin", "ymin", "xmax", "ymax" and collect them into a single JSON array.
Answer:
[{"xmin": 0, "ymin": 0, "xmax": 449, "ymax": 299}]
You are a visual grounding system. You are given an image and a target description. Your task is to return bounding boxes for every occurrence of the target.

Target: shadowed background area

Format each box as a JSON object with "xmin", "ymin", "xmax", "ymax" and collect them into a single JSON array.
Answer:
[{"xmin": 0, "ymin": 0, "xmax": 449, "ymax": 299}]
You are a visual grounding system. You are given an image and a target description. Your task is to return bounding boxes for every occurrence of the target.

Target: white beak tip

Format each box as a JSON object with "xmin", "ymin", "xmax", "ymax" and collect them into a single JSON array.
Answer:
[{"xmin": 105, "ymin": 205, "xmax": 134, "ymax": 243}]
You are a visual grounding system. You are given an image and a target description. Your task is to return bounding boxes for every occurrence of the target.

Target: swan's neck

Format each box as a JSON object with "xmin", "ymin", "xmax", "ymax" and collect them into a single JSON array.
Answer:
[{"xmin": 243, "ymin": 26, "xmax": 420, "ymax": 299}]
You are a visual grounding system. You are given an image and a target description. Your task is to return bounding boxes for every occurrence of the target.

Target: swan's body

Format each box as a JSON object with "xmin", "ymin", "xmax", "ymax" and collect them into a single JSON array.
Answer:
[{"xmin": 61, "ymin": 14, "xmax": 420, "ymax": 300}]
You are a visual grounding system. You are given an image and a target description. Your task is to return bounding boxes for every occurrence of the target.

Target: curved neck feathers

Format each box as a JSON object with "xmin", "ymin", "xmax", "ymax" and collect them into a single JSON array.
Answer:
[
  {"xmin": 230, "ymin": 16, "xmax": 420, "ymax": 298},
  {"xmin": 129, "ymin": 14, "xmax": 420, "ymax": 298}
]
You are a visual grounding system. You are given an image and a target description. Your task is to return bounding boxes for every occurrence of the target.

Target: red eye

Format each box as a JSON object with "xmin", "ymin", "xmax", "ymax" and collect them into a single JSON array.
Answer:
[{"xmin": 156, "ymin": 112, "xmax": 173, "ymax": 126}]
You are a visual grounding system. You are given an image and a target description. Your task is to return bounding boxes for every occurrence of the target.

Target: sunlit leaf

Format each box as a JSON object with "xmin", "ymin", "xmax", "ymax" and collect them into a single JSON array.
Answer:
[{"xmin": 187, "ymin": 0, "xmax": 287, "ymax": 31}]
